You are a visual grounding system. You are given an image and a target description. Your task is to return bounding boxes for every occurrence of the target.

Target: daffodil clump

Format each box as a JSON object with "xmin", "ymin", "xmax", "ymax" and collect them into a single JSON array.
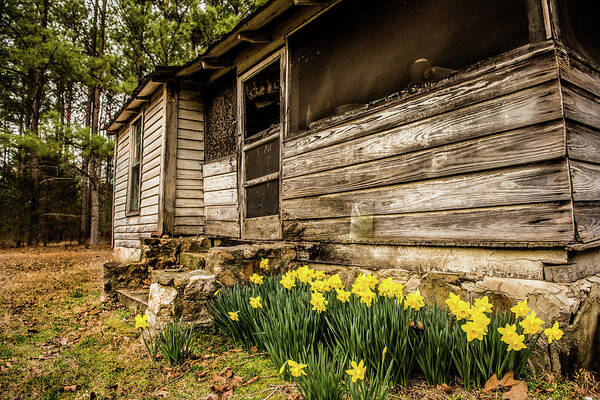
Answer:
[{"xmin": 209, "ymin": 265, "xmax": 565, "ymax": 394}]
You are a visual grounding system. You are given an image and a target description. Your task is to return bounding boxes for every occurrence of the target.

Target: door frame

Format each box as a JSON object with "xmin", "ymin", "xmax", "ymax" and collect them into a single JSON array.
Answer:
[{"xmin": 237, "ymin": 48, "xmax": 286, "ymax": 240}]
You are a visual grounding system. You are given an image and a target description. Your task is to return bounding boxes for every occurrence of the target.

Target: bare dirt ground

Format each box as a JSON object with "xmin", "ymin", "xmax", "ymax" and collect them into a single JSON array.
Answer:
[{"xmin": 0, "ymin": 247, "xmax": 597, "ymax": 400}]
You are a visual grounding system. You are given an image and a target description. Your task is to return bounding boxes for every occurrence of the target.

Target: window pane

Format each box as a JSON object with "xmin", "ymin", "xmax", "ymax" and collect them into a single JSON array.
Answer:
[
  {"xmin": 245, "ymin": 139, "xmax": 279, "ymax": 181},
  {"xmin": 133, "ymin": 120, "xmax": 142, "ymax": 163},
  {"xmin": 246, "ymin": 180, "xmax": 279, "ymax": 218},
  {"xmin": 129, "ymin": 164, "xmax": 140, "ymax": 212}
]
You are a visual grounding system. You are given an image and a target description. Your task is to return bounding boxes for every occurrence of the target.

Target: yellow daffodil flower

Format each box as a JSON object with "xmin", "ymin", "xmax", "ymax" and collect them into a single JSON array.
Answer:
[
  {"xmin": 228, "ymin": 311, "xmax": 239, "ymax": 321},
  {"xmin": 474, "ymin": 296, "xmax": 493, "ymax": 314},
  {"xmin": 520, "ymin": 311, "xmax": 545, "ymax": 335},
  {"xmin": 314, "ymin": 270, "xmax": 326, "ymax": 280},
  {"xmin": 280, "ymin": 274, "xmax": 296, "ymax": 290},
  {"xmin": 445, "ymin": 292, "xmax": 461, "ymax": 311},
  {"xmin": 544, "ymin": 322, "xmax": 563, "ymax": 343},
  {"xmin": 359, "ymin": 289, "xmax": 376, "ymax": 307},
  {"xmin": 511, "ymin": 299, "xmax": 530, "ymax": 318},
  {"xmin": 297, "ymin": 265, "xmax": 314, "ymax": 284},
  {"xmin": 259, "ymin": 258, "xmax": 269, "ymax": 270},
  {"xmin": 468, "ymin": 308, "xmax": 491, "ymax": 333},
  {"xmin": 310, "ymin": 279, "xmax": 330, "ymax": 293},
  {"xmin": 461, "ymin": 321, "xmax": 485, "ymax": 342},
  {"xmin": 346, "ymin": 360, "xmax": 366, "ymax": 383},
  {"xmin": 498, "ymin": 323, "xmax": 518, "ymax": 342},
  {"xmin": 404, "ymin": 290, "xmax": 425, "ymax": 311},
  {"xmin": 249, "ymin": 273, "xmax": 263, "ymax": 285},
  {"xmin": 135, "ymin": 314, "xmax": 149, "ymax": 330},
  {"xmin": 336, "ymin": 289, "xmax": 351, "ymax": 303},
  {"xmin": 327, "ymin": 274, "xmax": 344, "ymax": 291},
  {"xmin": 310, "ymin": 292, "xmax": 328, "ymax": 312},
  {"xmin": 506, "ymin": 333, "xmax": 527, "ymax": 351},
  {"xmin": 288, "ymin": 360, "xmax": 308, "ymax": 377},
  {"xmin": 249, "ymin": 296, "xmax": 262, "ymax": 309}
]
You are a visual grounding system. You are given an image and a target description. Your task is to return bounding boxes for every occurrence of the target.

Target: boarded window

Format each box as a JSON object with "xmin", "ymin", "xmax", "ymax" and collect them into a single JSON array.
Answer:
[
  {"xmin": 128, "ymin": 118, "xmax": 142, "ymax": 213},
  {"xmin": 288, "ymin": 0, "xmax": 530, "ymax": 133},
  {"xmin": 205, "ymin": 72, "xmax": 237, "ymax": 161}
]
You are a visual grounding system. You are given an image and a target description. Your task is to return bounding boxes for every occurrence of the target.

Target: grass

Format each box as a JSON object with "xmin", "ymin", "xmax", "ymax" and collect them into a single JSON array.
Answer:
[{"xmin": 0, "ymin": 246, "xmax": 597, "ymax": 399}]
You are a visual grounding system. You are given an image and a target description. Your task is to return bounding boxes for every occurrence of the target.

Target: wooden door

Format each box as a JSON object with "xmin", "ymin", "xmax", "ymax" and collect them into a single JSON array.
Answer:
[{"xmin": 239, "ymin": 51, "xmax": 285, "ymax": 240}]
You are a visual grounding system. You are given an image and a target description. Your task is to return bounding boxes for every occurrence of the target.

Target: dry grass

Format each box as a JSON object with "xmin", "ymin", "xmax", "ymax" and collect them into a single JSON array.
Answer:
[{"xmin": 0, "ymin": 247, "xmax": 597, "ymax": 400}]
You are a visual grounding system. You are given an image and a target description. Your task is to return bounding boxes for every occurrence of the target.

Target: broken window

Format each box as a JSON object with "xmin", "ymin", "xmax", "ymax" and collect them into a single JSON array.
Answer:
[
  {"xmin": 128, "ymin": 117, "xmax": 142, "ymax": 213},
  {"xmin": 558, "ymin": 0, "xmax": 600, "ymax": 65},
  {"xmin": 288, "ymin": 0, "xmax": 530, "ymax": 134},
  {"xmin": 241, "ymin": 57, "xmax": 282, "ymax": 219}
]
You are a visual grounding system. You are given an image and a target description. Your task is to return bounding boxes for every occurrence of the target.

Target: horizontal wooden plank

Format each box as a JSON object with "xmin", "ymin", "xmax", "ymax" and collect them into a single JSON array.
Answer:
[
  {"xmin": 114, "ymin": 223, "xmax": 157, "ymax": 234},
  {"xmin": 205, "ymin": 172, "xmax": 237, "ymax": 192},
  {"xmin": 176, "ymin": 178, "xmax": 203, "ymax": 188},
  {"xmin": 141, "ymin": 164, "xmax": 161, "ymax": 183},
  {"xmin": 113, "ymin": 213, "xmax": 158, "ymax": 227},
  {"xmin": 558, "ymin": 53, "xmax": 600, "ymax": 99},
  {"xmin": 176, "ymin": 188, "xmax": 203, "ymax": 198},
  {"xmin": 178, "ymin": 128, "xmax": 204, "ymax": 140},
  {"xmin": 175, "ymin": 198, "xmax": 205, "ymax": 208},
  {"xmin": 174, "ymin": 207, "xmax": 204, "ymax": 217},
  {"xmin": 205, "ymin": 220, "xmax": 240, "ymax": 238},
  {"xmin": 573, "ymin": 201, "xmax": 600, "ymax": 243},
  {"xmin": 204, "ymin": 155, "xmax": 237, "ymax": 177},
  {"xmin": 140, "ymin": 195, "xmax": 159, "ymax": 209},
  {"xmin": 179, "ymin": 89, "xmax": 201, "ymax": 101},
  {"xmin": 283, "ymin": 162, "xmax": 570, "ymax": 220},
  {"xmin": 176, "ymin": 168, "xmax": 203, "ymax": 179},
  {"xmin": 175, "ymin": 216, "xmax": 206, "ymax": 226},
  {"xmin": 562, "ymin": 83, "xmax": 600, "ymax": 130},
  {"xmin": 141, "ymin": 185, "xmax": 160, "ymax": 200},
  {"xmin": 114, "ymin": 239, "xmax": 143, "ymax": 249},
  {"xmin": 570, "ymin": 160, "xmax": 600, "ymax": 201},
  {"xmin": 178, "ymin": 118, "xmax": 203, "ymax": 131},
  {"xmin": 140, "ymin": 204, "xmax": 159, "ymax": 216},
  {"xmin": 178, "ymin": 108, "xmax": 203, "ymax": 121},
  {"xmin": 283, "ymin": 122, "xmax": 566, "ymax": 199},
  {"xmin": 283, "ymin": 81, "xmax": 562, "ymax": 179},
  {"xmin": 174, "ymin": 225, "xmax": 204, "ymax": 235},
  {"xmin": 177, "ymin": 138, "xmax": 205, "ymax": 151},
  {"xmin": 141, "ymin": 175, "xmax": 160, "ymax": 191},
  {"xmin": 177, "ymin": 148, "xmax": 204, "ymax": 161},
  {"xmin": 206, "ymin": 205, "xmax": 239, "ymax": 221},
  {"xmin": 177, "ymin": 158, "xmax": 202, "ymax": 171},
  {"xmin": 243, "ymin": 215, "xmax": 281, "ymax": 240},
  {"xmin": 144, "ymin": 105, "xmax": 163, "ymax": 132},
  {"xmin": 283, "ymin": 52, "xmax": 559, "ymax": 159},
  {"xmin": 179, "ymin": 98, "xmax": 203, "ymax": 112},
  {"xmin": 283, "ymin": 202, "xmax": 573, "ymax": 244},
  {"xmin": 567, "ymin": 122, "xmax": 600, "ymax": 163},
  {"xmin": 205, "ymin": 188, "xmax": 238, "ymax": 206}
]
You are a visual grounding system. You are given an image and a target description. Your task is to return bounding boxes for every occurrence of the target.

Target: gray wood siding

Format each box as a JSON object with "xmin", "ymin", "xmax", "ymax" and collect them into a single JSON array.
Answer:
[
  {"xmin": 113, "ymin": 90, "xmax": 165, "ymax": 248},
  {"xmin": 561, "ymin": 52, "xmax": 600, "ymax": 246},
  {"xmin": 204, "ymin": 155, "xmax": 240, "ymax": 237},
  {"xmin": 174, "ymin": 88, "xmax": 205, "ymax": 235},
  {"xmin": 281, "ymin": 46, "xmax": 574, "ymax": 247}
]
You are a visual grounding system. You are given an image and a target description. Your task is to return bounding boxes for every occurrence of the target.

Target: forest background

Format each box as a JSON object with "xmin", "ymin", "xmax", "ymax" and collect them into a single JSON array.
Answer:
[{"xmin": 0, "ymin": 0, "xmax": 265, "ymax": 247}]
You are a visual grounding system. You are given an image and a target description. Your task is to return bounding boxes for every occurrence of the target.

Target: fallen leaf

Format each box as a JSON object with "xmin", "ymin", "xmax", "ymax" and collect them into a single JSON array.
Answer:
[
  {"xmin": 250, "ymin": 346, "xmax": 258, "ymax": 353},
  {"xmin": 499, "ymin": 370, "xmax": 521, "ymax": 387},
  {"xmin": 153, "ymin": 387, "xmax": 168, "ymax": 398},
  {"xmin": 483, "ymin": 374, "xmax": 501, "ymax": 393},
  {"xmin": 502, "ymin": 381, "xmax": 528, "ymax": 400},
  {"xmin": 63, "ymin": 385, "xmax": 77, "ymax": 392}
]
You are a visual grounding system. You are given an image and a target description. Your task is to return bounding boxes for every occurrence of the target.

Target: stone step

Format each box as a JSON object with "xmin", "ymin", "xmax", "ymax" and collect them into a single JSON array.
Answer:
[
  {"xmin": 116, "ymin": 288, "xmax": 149, "ymax": 314},
  {"xmin": 179, "ymin": 252, "xmax": 210, "ymax": 270}
]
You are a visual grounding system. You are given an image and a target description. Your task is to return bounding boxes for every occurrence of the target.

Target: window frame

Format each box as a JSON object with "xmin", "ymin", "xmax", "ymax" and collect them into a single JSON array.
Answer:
[{"xmin": 126, "ymin": 114, "xmax": 144, "ymax": 216}]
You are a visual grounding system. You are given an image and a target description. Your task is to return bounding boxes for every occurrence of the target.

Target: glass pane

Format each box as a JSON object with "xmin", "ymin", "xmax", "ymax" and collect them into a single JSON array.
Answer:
[
  {"xmin": 129, "ymin": 164, "xmax": 140, "ymax": 212},
  {"xmin": 245, "ymin": 139, "xmax": 279, "ymax": 181},
  {"xmin": 246, "ymin": 180, "xmax": 279, "ymax": 218},
  {"xmin": 133, "ymin": 120, "xmax": 142, "ymax": 163}
]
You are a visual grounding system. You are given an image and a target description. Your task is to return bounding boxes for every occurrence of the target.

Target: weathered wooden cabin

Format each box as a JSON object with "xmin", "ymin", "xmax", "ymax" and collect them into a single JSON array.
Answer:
[{"xmin": 107, "ymin": 0, "xmax": 600, "ymax": 370}]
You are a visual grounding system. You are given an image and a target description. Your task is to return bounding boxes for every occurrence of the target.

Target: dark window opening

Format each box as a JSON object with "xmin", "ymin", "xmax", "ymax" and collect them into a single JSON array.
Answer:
[
  {"xmin": 288, "ymin": 0, "xmax": 530, "ymax": 134},
  {"xmin": 245, "ymin": 140, "xmax": 279, "ymax": 182},
  {"xmin": 244, "ymin": 60, "xmax": 280, "ymax": 139},
  {"xmin": 128, "ymin": 118, "xmax": 142, "ymax": 213},
  {"xmin": 558, "ymin": 0, "xmax": 600, "ymax": 65}
]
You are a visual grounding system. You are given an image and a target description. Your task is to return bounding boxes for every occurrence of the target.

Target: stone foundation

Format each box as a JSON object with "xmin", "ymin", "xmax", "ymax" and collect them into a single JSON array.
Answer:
[
  {"xmin": 106, "ymin": 236, "xmax": 600, "ymax": 373},
  {"xmin": 312, "ymin": 262, "xmax": 600, "ymax": 373}
]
